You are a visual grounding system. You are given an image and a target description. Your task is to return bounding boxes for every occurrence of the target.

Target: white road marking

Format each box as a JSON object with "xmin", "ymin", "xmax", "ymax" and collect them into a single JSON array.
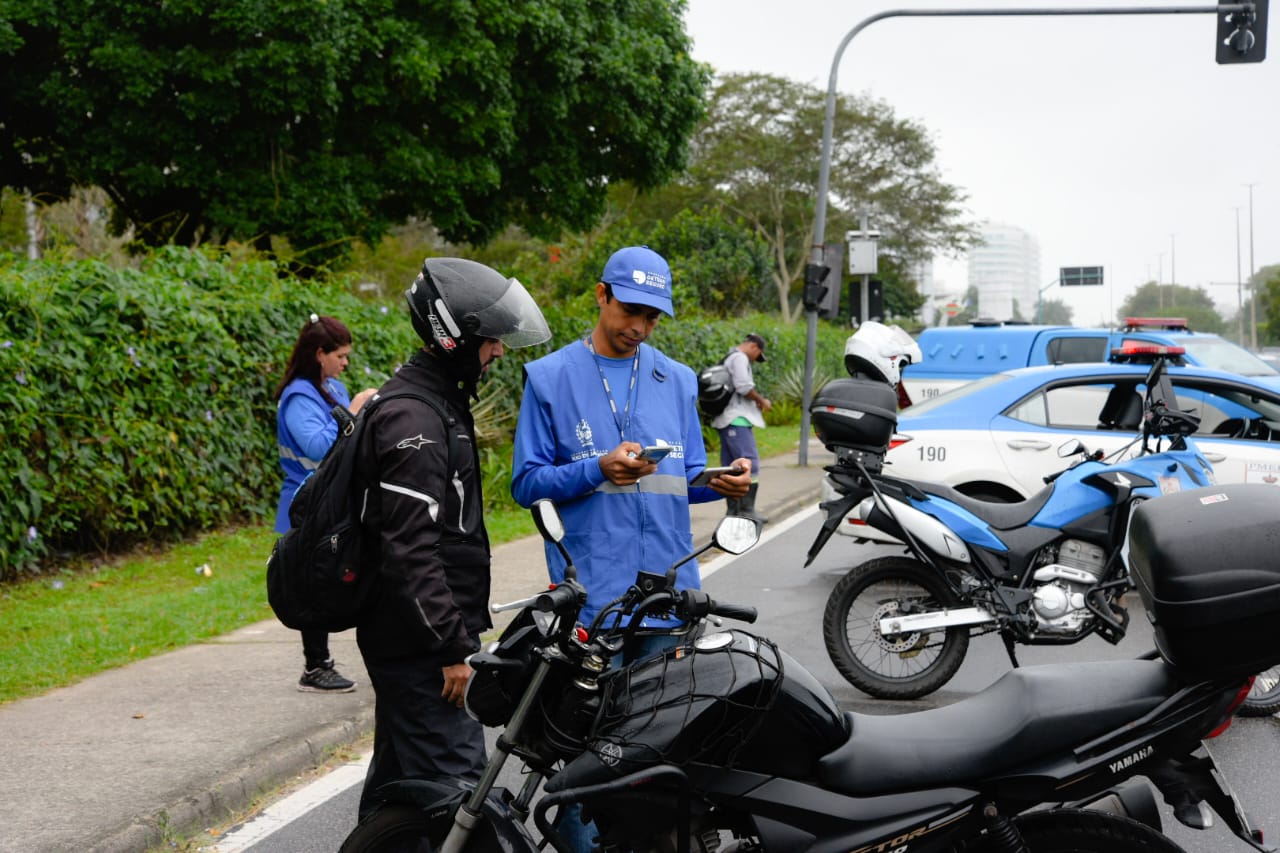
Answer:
[
  {"xmin": 700, "ymin": 504, "xmax": 818, "ymax": 579},
  {"xmin": 207, "ymin": 752, "xmax": 370, "ymax": 852}
]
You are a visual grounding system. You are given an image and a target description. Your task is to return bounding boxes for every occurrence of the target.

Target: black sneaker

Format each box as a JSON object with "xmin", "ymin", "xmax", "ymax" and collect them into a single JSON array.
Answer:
[{"xmin": 298, "ymin": 660, "xmax": 356, "ymax": 693}]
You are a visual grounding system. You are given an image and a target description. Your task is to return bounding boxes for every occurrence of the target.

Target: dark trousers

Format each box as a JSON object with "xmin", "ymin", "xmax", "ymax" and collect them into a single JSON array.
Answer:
[
  {"xmin": 300, "ymin": 629, "xmax": 330, "ymax": 669},
  {"xmin": 359, "ymin": 654, "xmax": 488, "ymax": 819},
  {"xmin": 718, "ymin": 424, "xmax": 760, "ymax": 475}
]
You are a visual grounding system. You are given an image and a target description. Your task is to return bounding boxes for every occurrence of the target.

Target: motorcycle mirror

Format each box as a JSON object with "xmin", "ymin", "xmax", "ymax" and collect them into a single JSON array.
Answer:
[
  {"xmin": 714, "ymin": 516, "xmax": 762, "ymax": 555},
  {"xmin": 1058, "ymin": 440, "xmax": 1086, "ymax": 458},
  {"xmin": 531, "ymin": 499, "xmax": 565, "ymax": 543},
  {"xmin": 531, "ymin": 499, "xmax": 578, "ymax": 580}
]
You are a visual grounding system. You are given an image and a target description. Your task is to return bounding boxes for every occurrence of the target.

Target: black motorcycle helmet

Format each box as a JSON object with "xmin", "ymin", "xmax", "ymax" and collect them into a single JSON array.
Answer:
[{"xmin": 405, "ymin": 257, "xmax": 551, "ymax": 396}]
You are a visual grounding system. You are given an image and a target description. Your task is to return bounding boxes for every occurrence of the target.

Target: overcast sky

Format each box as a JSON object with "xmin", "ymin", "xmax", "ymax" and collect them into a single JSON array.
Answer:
[{"xmin": 684, "ymin": 0, "xmax": 1279, "ymax": 327}]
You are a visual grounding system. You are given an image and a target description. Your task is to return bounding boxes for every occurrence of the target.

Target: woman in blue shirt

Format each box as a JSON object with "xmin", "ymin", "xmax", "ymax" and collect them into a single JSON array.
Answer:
[{"xmin": 273, "ymin": 314, "xmax": 376, "ymax": 692}]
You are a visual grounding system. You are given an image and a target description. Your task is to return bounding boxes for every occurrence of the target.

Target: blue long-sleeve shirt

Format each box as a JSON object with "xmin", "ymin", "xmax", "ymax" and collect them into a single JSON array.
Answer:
[
  {"xmin": 511, "ymin": 339, "xmax": 720, "ymax": 626},
  {"xmin": 274, "ymin": 377, "xmax": 350, "ymax": 533}
]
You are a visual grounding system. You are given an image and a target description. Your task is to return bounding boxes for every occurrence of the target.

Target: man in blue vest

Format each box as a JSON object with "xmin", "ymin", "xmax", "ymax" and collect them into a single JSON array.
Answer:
[
  {"xmin": 511, "ymin": 244, "xmax": 752, "ymax": 851},
  {"xmin": 512, "ymin": 245, "xmax": 752, "ymax": 629}
]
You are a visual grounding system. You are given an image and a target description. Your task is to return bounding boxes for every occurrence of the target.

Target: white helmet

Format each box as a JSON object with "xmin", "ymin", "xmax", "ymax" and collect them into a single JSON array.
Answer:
[{"xmin": 843, "ymin": 321, "xmax": 923, "ymax": 388}]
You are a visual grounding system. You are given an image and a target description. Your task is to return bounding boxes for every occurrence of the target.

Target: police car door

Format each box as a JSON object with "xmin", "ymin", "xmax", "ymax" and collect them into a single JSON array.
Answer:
[{"xmin": 991, "ymin": 378, "xmax": 1143, "ymax": 496}]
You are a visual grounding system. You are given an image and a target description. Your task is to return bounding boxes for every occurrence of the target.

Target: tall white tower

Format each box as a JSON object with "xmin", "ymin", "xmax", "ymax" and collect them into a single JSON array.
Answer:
[{"xmin": 967, "ymin": 223, "xmax": 1042, "ymax": 321}]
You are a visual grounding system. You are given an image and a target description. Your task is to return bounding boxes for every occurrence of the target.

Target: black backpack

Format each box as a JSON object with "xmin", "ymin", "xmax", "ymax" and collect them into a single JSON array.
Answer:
[
  {"xmin": 697, "ymin": 356, "xmax": 734, "ymax": 419},
  {"xmin": 266, "ymin": 390, "xmax": 455, "ymax": 632}
]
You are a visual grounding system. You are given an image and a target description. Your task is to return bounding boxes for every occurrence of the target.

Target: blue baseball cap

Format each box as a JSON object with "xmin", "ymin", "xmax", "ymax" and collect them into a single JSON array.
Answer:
[{"xmin": 600, "ymin": 245, "xmax": 674, "ymax": 317}]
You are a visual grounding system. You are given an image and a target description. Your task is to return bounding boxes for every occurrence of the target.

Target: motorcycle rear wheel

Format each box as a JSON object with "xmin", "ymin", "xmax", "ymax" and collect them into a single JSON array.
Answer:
[
  {"xmin": 822, "ymin": 556, "xmax": 969, "ymax": 700},
  {"xmin": 959, "ymin": 809, "xmax": 1186, "ymax": 852},
  {"xmin": 1239, "ymin": 664, "xmax": 1280, "ymax": 717},
  {"xmin": 338, "ymin": 803, "xmax": 504, "ymax": 853}
]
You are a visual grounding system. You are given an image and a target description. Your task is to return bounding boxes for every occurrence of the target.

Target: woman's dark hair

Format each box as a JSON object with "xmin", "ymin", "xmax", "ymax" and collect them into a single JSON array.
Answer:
[{"xmin": 273, "ymin": 314, "xmax": 353, "ymax": 405}]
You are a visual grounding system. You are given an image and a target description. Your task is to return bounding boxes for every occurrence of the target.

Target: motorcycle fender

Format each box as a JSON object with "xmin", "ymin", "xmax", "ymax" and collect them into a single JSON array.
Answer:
[
  {"xmin": 859, "ymin": 495, "xmax": 972, "ymax": 563},
  {"xmin": 370, "ymin": 779, "xmax": 541, "ymax": 851}
]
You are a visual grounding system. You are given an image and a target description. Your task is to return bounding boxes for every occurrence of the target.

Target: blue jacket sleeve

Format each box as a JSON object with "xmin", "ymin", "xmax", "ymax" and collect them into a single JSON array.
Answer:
[
  {"xmin": 283, "ymin": 394, "xmax": 338, "ymax": 462},
  {"xmin": 511, "ymin": 377, "xmax": 608, "ymax": 507}
]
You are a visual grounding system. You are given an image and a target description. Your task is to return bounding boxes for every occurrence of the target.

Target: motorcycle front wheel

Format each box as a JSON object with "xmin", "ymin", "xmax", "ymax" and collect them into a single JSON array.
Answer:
[
  {"xmin": 1239, "ymin": 664, "xmax": 1280, "ymax": 717},
  {"xmin": 822, "ymin": 556, "xmax": 969, "ymax": 700},
  {"xmin": 957, "ymin": 809, "xmax": 1186, "ymax": 852},
  {"xmin": 338, "ymin": 803, "xmax": 506, "ymax": 853}
]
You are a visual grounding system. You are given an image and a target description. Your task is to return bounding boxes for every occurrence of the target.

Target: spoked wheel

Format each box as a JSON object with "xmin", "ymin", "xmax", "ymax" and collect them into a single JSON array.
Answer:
[
  {"xmin": 1239, "ymin": 665, "xmax": 1280, "ymax": 717},
  {"xmin": 822, "ymin": 556, "xmax": 970, "ymax": 700},
  {"xmin": 957, "ymin": 809, "xmax": 1187, "ymax": 852}
]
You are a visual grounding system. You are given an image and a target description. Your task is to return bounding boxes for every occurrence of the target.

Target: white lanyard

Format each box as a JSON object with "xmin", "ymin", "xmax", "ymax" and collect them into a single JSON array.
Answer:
[{"xmin": 585, "ymin": 336, "xmax": 640, "ymax": 441}]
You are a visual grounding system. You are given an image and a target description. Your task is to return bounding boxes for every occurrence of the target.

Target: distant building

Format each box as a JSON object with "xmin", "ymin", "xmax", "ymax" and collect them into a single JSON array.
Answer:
[{"xmin": 967, "ymin": 223, "xmax": 1042, "ymax": 321}]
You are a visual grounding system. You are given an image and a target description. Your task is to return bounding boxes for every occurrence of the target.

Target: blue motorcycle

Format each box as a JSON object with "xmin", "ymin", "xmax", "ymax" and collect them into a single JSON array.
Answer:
[{"xmin": 806, "ymin": 355, "xmax": 1215, "ymax": 699}]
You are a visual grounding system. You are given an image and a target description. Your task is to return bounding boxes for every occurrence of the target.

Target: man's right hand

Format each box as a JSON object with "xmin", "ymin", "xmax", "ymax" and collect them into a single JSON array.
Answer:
[
  {"xmin": 441, "ymin": 661, "xmax": 472, "ymax": 708},
  {"xmin": 599, "ymin": 442, "xmax": 657, "ymax": 486}
]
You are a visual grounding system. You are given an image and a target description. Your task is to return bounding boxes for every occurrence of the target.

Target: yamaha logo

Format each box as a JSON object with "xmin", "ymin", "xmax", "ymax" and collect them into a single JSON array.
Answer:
[{"xmin": 598, "ymin": 742, "xmax": 622, "ymax": 767}]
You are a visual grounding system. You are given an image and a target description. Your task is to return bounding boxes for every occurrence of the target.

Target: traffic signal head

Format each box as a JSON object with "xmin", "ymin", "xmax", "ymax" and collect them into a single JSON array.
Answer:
[{"xmin": 1217, "ymin": 0, "xmax": 1268, "ymax": 64}]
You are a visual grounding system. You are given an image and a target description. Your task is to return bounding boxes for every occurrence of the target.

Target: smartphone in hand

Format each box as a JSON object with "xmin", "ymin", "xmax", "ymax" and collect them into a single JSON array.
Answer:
[
  {"xmin": 690, "ymin": 465, "xmax": 744, "ymax": 488},
  {"xmin": 637, "ymin": 445, "xmax": 674, "ymax": 463}
]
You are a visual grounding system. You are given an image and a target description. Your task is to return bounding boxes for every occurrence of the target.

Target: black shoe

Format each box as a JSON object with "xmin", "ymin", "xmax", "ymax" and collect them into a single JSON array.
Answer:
[{"xmin": 298, "ymin": 660, "xmax": 356, "ymax": 693}]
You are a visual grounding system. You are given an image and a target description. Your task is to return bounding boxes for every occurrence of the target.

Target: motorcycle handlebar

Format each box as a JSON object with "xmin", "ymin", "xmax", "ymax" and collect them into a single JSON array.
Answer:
[
  {"xmin": 677, "ymin": 589, "xmax": 757, "ymax": 624},
  {"xmin": 710, "ymin": 601, "xmax": 758, "ymax": 624}
]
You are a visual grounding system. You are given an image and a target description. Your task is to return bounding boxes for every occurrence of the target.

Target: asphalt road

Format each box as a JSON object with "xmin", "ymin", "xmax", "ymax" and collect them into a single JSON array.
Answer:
[{"xmin": 214, "ymin": 510, "xmax": 1280, "ymax": 853}]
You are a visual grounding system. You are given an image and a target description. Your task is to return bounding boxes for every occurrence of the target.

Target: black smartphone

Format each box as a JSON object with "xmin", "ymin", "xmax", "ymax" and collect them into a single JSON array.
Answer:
[{"xmin": 690, "ymin": 465, "xmax": 743, "ymax": 488}]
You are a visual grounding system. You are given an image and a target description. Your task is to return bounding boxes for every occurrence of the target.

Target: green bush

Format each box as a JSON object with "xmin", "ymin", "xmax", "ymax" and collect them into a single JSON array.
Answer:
[{"xmin": 0, "ymin": 246, "xmax": 850, "ymax": 580}]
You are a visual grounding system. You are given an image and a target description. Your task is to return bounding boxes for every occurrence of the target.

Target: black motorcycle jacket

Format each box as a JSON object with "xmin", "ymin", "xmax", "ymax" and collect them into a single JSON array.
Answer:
[{"xmin": 355, "ymin": 352, "xmax": 492, "ymax": 666}]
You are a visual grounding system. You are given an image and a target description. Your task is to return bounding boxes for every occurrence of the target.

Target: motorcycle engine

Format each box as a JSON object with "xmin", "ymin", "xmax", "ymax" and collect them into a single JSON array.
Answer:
[{"xmin": 1029, "ymin": 539, "xmax": 1107, "ymax": 635}]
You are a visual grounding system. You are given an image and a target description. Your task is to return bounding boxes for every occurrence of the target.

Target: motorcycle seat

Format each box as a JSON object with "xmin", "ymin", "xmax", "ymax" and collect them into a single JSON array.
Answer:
[
  {"xmin": 816, "ymin": 659, "xmax": 1179, "ymax": 797},
  {"xmin": 883, "ymin": 474, "xmax": 1053, "ymax": 530}
]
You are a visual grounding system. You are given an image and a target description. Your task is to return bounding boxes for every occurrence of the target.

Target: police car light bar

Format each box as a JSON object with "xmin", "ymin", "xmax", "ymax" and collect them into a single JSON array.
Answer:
[
  {"xmin": 1121, "ymin": 317, "xmax": 1190, "ymax": 331},
  {"xmin": 1109, "ymin": 344, "xmax": 1187, "ymax": 363}
]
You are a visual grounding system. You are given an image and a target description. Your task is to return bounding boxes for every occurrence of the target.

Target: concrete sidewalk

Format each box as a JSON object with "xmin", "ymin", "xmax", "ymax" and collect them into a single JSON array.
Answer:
[{"xmin": 0, "ymin": 438, "xmax": 833, "ymax": 853}]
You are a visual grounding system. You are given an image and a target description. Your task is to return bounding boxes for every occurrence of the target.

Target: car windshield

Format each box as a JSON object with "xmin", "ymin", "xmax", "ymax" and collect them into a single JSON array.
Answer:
[
  {"xmin": 1180, "ymin": 338, "xmax": 1278, "ymax": 376},
  {"xmin": 902, "ymin": 373, "xmax": 1013, "ymax": 416}
]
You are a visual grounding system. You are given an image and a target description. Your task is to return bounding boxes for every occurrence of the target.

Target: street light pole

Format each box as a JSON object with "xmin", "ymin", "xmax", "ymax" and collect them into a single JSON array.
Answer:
[
  {"xmin": 1169, "ymin": 233, "xmax": 1177, "ymax": 305},
  {"xmin": 799, "ymin": 2, "xmax": 1263, "ymax": 465}
]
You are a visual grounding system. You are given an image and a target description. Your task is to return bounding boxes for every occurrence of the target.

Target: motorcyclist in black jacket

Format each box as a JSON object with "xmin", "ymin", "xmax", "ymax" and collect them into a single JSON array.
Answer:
[{"xmin": 354, "ymin": 258, "xmax": 550, "ymax": 818}]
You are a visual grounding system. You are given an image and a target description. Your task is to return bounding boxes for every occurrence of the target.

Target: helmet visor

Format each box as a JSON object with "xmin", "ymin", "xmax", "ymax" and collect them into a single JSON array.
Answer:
[{"xmin": 472, "ymin": 277, "xmax": 551, "ymax": 348}]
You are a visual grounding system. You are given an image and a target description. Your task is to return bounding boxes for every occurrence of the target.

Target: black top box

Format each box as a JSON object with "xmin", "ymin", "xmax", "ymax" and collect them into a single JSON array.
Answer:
[
  {"xmin": 1126, "ymin": 483, "xmax": 1280, "ymax": 678},
  {"xmin": 810, "ymin": 378, "xmax": 898, "ymax": 456}
]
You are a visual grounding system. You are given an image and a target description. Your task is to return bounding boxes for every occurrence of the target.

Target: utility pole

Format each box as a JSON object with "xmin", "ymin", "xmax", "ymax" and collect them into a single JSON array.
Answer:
[
  {"xmin": 1246, "ymin": 182, "xmax": 1258, "ymax": 349},
  {"xmin": 1169, "ymin": 233, "xmax": 1177, "ymax": 305},
  {"xmin": 1236, "ymin": 207, "xmax": 1245, "ymax": 345}
]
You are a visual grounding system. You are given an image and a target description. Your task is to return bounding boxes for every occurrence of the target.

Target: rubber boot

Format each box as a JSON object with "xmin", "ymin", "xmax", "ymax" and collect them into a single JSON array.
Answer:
[
  {"xmin": 725, "ymin": 495, "xmax": 742, "ymax": 517},
  {"xmin": 739, "ymin": 482, "xmax": 768, "ymax": 524}
]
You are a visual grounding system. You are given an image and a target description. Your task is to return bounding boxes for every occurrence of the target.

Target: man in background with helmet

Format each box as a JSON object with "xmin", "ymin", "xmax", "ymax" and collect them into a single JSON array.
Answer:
[
  {"xmin": 353, "ymin": 257, "xmax": 550, "ymax": 819},
  {"xmin": 710, "ymin": 333, "xmax": 771, "ymax": 523}
]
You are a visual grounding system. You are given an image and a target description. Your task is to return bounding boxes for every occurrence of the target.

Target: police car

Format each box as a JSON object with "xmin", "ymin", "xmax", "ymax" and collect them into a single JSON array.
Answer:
[
  {"xmin": 878, "ymin": 346, "xmax": 1280, "ymax": 503},
  {"xmin": 901, "ymin": 318, "xmax": 1278, "ymax": 404}
]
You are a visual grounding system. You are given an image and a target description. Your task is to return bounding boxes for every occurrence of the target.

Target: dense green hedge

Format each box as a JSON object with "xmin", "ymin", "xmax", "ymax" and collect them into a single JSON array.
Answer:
[{"xmin": 0, "ymin": 247, "xmax": 849, "ymax": 579}]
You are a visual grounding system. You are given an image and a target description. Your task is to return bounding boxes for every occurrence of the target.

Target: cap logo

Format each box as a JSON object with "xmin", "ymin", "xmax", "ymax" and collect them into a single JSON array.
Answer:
[{"xmin": 629, "ymin": 269, "xmax": 668, "ymax": 291}]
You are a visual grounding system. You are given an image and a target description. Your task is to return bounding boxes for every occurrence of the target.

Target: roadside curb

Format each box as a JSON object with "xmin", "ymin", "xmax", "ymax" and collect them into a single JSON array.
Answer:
[{"xmin": 92, "ymin": 714, "xmax": 374, "ymax": 853}]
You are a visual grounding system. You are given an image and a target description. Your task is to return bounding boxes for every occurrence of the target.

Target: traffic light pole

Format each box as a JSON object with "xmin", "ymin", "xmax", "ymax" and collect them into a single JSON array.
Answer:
[{"xmin": 798, "ymin": 1, "xmax": 1265, "ymax": 465}]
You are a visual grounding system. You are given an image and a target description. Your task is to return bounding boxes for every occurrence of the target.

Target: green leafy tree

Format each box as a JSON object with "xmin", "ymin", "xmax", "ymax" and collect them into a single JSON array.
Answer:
[
  {"xmin": 1036, "ymin": 298, "xmax": 1074, "ymax": 325},
  {"xmin": 1117, "ymin": 281, "xmax": 1226, "ymax": 334},
  {"xmin": 1257, "ymin": 264, "xmax": 1280, "ymax": 344},
  {"xmin": 1, "ymin": 0, "xmax": 709, "ymax": 266},
  {"xmin": 682, "ymin": 73, "xmax": 976, "ymax": 321}
]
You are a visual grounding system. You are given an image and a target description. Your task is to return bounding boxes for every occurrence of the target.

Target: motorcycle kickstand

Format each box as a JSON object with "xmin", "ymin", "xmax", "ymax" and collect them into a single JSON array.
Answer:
[{"xmin": 1001, "ymin": 634, "xmax": 1021, "ymax": 669}]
